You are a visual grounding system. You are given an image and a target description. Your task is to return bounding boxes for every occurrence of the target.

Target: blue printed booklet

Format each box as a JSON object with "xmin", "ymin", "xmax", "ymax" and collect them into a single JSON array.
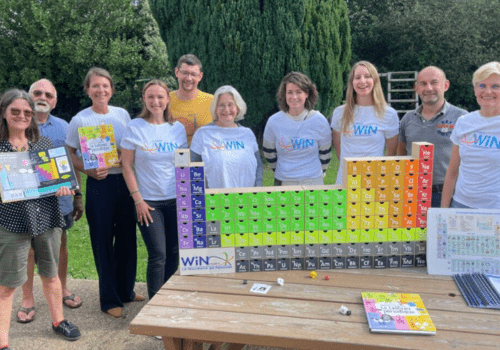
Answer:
[{"xmin": 453, "ymin": 273, "xmax": 500, "ymax": 309}]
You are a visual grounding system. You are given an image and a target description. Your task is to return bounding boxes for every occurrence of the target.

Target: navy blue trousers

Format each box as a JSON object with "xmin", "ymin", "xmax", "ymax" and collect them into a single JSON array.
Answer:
[{"xmin": 86, "ymin": 174, "xmax": 137, "ymax": 312}]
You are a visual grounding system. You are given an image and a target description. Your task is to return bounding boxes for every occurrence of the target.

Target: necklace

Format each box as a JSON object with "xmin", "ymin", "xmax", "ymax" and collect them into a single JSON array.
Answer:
[{"xmin": 12, "ymin": 144, "xmax": 28, "ymax": 152}]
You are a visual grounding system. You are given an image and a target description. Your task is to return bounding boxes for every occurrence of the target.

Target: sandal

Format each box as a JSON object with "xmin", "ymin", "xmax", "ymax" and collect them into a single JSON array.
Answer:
[
  {"xmin": 63, "ymin": 293, "xmax": 83, "ymax": 309},
  {"xmin": 16, "ymin": 306, "xmax": 35, "ymax": 323}
]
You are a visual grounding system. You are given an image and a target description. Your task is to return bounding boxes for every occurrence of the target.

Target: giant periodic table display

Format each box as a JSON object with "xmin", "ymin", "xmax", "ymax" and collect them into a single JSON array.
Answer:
[{"xmin": 175, "ymin": 142, "xmax": 434, "ymax": 275}]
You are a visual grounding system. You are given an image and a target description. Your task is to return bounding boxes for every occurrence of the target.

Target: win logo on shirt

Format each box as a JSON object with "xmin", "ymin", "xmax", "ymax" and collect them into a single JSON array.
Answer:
[
  {"xmin": 278, "ymin": 137, "xmax": 314, "ymax": 151},
  {"xmin": 346, "ymin": 124, "xmax": 378, "ymax": 137},
  {"xmin": 460, "ymin": 132, "xmax": 500, "ymax": 149},
  {"xmin": 210, "ymin": 140, "xmax": 245, "ymax": 151},
  {"xmin": 140, "ymin": 141, "xmax": 179, "ymax": 154}
]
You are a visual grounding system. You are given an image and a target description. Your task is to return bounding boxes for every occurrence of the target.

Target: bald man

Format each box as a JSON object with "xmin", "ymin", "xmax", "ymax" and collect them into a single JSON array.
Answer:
[{"xmin": 398, "ymin": 66, "xmax": 468, "ymax": 207}]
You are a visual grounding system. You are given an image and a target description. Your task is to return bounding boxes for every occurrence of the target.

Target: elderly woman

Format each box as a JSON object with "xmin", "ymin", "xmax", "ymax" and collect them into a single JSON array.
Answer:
[
  {"xmin": 190, "ymin": 85, "xmax": 262, "ymax": 188},
  {"xmin": 442, "ymin": 61, "xmax": 500, "ymax": 209},
  {"xmin": 0, "ymin": 89, "xmax": 80, "ymax": 349},
  {"xmin": 66, "ymin": 68, "xmax": 143, "ymax": 319},
  {"xmin": 331, "ymin": 61, "xmax": 399, "ymax": 185},
  {"xmin": 121, "ymin": 79, "xmax": 187, "ymax": 299},
  {"xmin": 263, "ymin": 72, "xmax": 332, "ymax": 186}
]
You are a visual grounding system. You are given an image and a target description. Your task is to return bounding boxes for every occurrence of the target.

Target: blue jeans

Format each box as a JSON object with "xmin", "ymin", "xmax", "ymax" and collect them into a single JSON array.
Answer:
[
  {"xmin": 450, "ymin": 198, "xmax": 471, "ymax": 209},
  {"xmin": 137, "ymin": 199, "xmax": 178, "ymax": 299},
  {"xmin": 431, "ymin": 191, "xmax": 442, "ymax": 208}
]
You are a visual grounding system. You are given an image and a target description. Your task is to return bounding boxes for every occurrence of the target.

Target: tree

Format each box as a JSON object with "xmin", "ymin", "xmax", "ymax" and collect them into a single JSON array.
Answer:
[
  {"xmin": 347, "ymin": 0, "xmax": 500, "ymax": 112},
  {"xmin": 0, "ymin": 0, "xmax": 172, "ymax": 120},
  {"xmin": 150, "ymin": 0, "xmax": 351, "ymax": 129}
]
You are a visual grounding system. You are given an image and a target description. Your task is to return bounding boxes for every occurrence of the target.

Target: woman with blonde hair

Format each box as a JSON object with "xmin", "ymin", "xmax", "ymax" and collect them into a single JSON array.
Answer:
[
  {"xmin": 331, "ymin": 61, "xmax": 399, "ymax": 185},
  {"xmin": 121, "ymin": 79, "xmax": 187, "ymax": 299},
  {"xmin": 442, "ymin": 61, "xmax": 500, "ymax": 209}
]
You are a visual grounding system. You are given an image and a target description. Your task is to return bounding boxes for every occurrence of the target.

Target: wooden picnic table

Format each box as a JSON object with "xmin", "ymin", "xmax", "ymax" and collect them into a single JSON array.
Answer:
[{"xmin": 129, "ymin": 268, "xmax": 500, "ymax": 350}]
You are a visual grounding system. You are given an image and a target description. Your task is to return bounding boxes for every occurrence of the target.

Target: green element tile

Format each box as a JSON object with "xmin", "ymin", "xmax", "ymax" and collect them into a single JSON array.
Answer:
[
  {"xmin": 249, "ymin": 205, "xmax": 263, "ymax": 219},
  {"xmin": 318, "ymin": 189, "xmax": 334, "ymax": 203},
  {"xmin": 290, "ymin": 190, "xmax": 304, "ymax": 204},
  {"xmin": 262, "ymin": 205, "xmax": 276, "ymax": 219},
  {"xmin": 387, "ymin": 228, "xmax": 402, "ymax": 242},
  {"xmin": 220, "ymin": 206, "xmax": 234, "ymax": 221},
  {"xmin": 359, "ymin": 229, "xmax": 376, "ymax": 243},
  {"xmin": 319, "ymin": 230, "xmax": 332, "ymax": 244},
  {"xmin": 220, "ymin": 220, "xmax": 235, "ymax": 234},
  {"xmin": 235, "ymin": 220, "xmax": 249, "ymax": 233},
  {"xmin": 220, "ymin": 193, "xmax": 233, "ymax": 207},
  {"xmin": 304, "ymin": 217, "xmax": 319, "ymax": 231},
  {"xmin": 415, "ymin": 228, "xmax": 427, "ymax": 240},
  {"xmin": 262, "ymin": 232, "xmax": 277, "ymax": 245},
  {"xmin": 234, "ymin": 206, "xmax": 247, "ymax": 220},
  {"xmin": 304, "ymin": 190, "xmax": 318, "ymax": 204},
  {"xmin": 205, "ymin": 194, "xmax": 220, "ymax": 207},
  {"xmin": 305, "ymin": 203, "xmax": 319, "ymax": 217},
  {"xmin": 374, "ymin": 229, "xmax": 388, "ymax": 242},
  {"xmin": 332, "ymin": 216, "xmax": 346, "ymax": 230},
  {"xmin": 318, "ymin": 203, "xmax": 334, "ymax": 217},
  {"xmin": 332, "ymin": 229, "xmax": 347, "ymax": 243},
  {"xmin": 277, "ymin": 231, "xmax": 291, "ymax": 245},
  {"xmin": 290, "ymin": 231, "xmax": 305, "ymax": 244},
  {"xmin": 305, "ymin": 230, "xmax": 319, "ymax": 244},
  {"xmin": 401, "ymin": 228, "xmax": 416, "ymax": 241},
  {"xmin": 235, "ymin": 233, "xmax": 249, "ymax": 247},
  {"xmin": 233, "ymin": 192, "xmax": 249, "ymax": 206},
  {"xmin": 332, "ymin": 189, "xmax": 347, "ymax": 204},
  {"xmin": 205, "ymin": 207, "xmax": 219, "ymax": 221},
  {"xmin": 248, "ymin": 192, "xmax": 263, "ymax": 206},
  {"xmin": 263, "ymin": 219, "xmax": 277, "ymax": 232},
  {"xmin": 290, "ymin": 217, "xmax": 304, "ymax": 231},
  {"xmin": 346, "ymin": 229, "xmax": 360, "ymax": 243},
  {"xmin": 248, "ymin": 219, "xmax": 262, "ymax": 233},
  {"xmin": 221, "ymin": 233, "xmax": 235, "ymax": 247},
  {"xmin": 276, "ymin": 205, "xmax": 290, "ymax": 218},
  {"xmin": 262, "ymin": 192, "xmax": 277, "ymax": 206},
  {"xmin": 276, "ymin": 191, "xmax": 290, "ymax": 204},
  {"xmin": 291, "ymin": 204, "xmax": 305, "ymax": 218},
  {"xmin": 332, "ymin": 203, "xmax": 347, "ymax": 217},
  {"xmin": 248, "ymin": 232, "xmax": 263, "ymax": 246},
  {"xmin": 276, "ymin": 217, "xmax": 290, "ymax": 232},
  {"xmin": 319, "ymin": 216, "xmax": 334, "ymax": 230}
]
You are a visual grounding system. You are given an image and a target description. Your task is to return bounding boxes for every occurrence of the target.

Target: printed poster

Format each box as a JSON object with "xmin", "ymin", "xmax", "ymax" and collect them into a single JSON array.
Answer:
[{"xmin": 78, "ymin": 124, "xmax": 119, "ymax": 170}]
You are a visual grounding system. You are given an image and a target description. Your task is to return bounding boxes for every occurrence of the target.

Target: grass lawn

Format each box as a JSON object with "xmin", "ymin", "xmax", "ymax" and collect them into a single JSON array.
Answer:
[{"xmin": 68, "ymin": 156, "xmax": 340, "ymax": 282}]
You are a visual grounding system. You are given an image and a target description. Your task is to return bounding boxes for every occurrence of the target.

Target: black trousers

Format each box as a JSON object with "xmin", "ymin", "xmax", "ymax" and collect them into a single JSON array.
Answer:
[{"xmin": 86, "ymin": 174, "xmax": 137, "ymax": 311}]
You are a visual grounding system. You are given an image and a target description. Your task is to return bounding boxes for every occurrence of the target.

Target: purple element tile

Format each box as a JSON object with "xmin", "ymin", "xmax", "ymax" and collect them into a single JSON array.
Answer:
[
  {"xmin": 177, "ymin": 208, "xmax": 192, "ymax": 222},
  {"xmin": 190, "ymin": 180, "xmax": 205, "ymax": 195},
  {"xmin": 176, "ymin": 194, "xmax": 190, "ymax": 209},
  {"xmin": 190, "ymin": 167, "xmax": 204, "ymax": 181},
  {"xmin": 175, "ymin": 167, "xmax": 190, "ymax": 181},
  {"xmin": 177, "ymin": 221, "xmax": 192, "ymax": 236},
  {"xmin": 191, "ymin": 194, "xmax": 205, "ymax": 208},
  {"xmin": 178, "ymin": 235, "xmax": 194, "ymax": 250},
  {"xmin": 176, "ymin": 181, "xmax": 191, "ymax": 196},
  {"xmin": 192, "ymin": 221, "xmax": 207, "ymax": 236},
  {"xmin": 193, "ymin": 235, "xmax": 207, "ymax": 248},
  {"xmin": 191, "ymin": 208, "xmax": 206, "ymax": 222}
]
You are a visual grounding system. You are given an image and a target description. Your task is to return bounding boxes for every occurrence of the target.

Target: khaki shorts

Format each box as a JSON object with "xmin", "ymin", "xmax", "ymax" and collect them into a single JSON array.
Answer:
[{"xmin": 0, "ymin": 226, "xmax": 62, "ymax": 288}]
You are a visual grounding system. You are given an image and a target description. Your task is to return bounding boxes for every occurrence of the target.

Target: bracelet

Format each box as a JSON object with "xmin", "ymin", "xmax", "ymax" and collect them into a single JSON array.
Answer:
[
  {"xmin": 130, "ymin": 189, "xmax": 139, "ymax": 196},
  {"xmin": 134, "ymin": 199, "xmax": 144, "ymax": 205},
  {"xmin": 74, "ymin": 193, "xmax": 82, "ymax": 197}
]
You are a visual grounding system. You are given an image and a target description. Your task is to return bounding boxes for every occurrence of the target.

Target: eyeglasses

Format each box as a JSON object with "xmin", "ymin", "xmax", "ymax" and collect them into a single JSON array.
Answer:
[
  {"xmin": 9, "ymin": 108, "xmax": 33, "ymax": 118},
  {"xmin": 32, "ymin": 90, "xmax": 56, "ymax": 99},
  {"xmin": 476, "ymin": 83, "xmax": 500, "ymax": 91},
  {"xmin": 178, "ymin": 70, "xmax": 201, "ymax": 78},
  {"xmin": 217, "ymin": 103, "xmax": 237, "ymax": 110}
]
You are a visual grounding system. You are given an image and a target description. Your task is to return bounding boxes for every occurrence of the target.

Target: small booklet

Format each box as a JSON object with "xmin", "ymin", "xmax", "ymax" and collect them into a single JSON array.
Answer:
[
  {"xmin": 453, "ymin": 273, "xmax": 500, "ymax": 309},
  {"xmin": 362, "ymin": 292, "xmax": 436, "ymax": 335},
  {"xmin": 0, "ymin": 146, "xmax": 79, "ymax": 203},
  {"xmin": 78, "ymin": 124, "xmax": 119, "ymax": 170}
]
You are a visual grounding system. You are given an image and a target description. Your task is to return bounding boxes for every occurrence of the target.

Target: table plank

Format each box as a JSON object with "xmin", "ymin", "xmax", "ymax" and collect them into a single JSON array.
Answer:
[{"xmin": 130, "ymin": 306, "xmax": 500, "ymax": 350}]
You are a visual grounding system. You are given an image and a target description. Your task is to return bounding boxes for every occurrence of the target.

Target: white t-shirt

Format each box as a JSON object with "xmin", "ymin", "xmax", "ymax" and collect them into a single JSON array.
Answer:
[
  {"xmin": 121, "ymin": 119, "xmax": 187, "ymax": 200},
  {"xmin": 450, "ymin": 111, "xmax": 500, "ymax": 209},
  {"xmin": 263, "ymin": 110, "xmax": 331, "ymax": 181},
  {"xmin": 66, "ymin": 106, "xmax": 131, "ymax": 175},
  {"xmin": 331, "ymin": 105, "xmax": 399, "ymax": 184},
  {"xmin": 190, "ymin": 124, "xmax": 259, "ymax": 189}
]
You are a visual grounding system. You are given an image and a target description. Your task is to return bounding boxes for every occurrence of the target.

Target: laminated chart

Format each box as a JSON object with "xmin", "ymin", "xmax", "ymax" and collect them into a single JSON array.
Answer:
[
  {"xmin": 427, "ymin": 208, "xmax": 500, "ymax": 275},
  {"xmin": 78, "ymin": 124, "xmax": 119, "ymax": 170},
  {"xmin": 175, "ymin": 142, "xmax": 434, "ymax": 275},
  {"xmin": 0, "ymin": 146, "xmax": 79, "ymax": 202}
]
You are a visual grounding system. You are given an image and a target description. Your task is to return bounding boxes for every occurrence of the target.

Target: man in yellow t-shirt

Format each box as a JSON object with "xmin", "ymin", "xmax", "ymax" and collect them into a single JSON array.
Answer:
[{"xmin": 171, "ymin": 54, "xmax": 213, "ymax": 144}]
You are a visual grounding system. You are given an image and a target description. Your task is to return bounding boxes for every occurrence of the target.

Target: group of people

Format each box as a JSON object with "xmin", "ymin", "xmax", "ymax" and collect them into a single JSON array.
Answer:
[{"xmin": 0, "ymin": 53, "xmax": 499, "ymax": 350}]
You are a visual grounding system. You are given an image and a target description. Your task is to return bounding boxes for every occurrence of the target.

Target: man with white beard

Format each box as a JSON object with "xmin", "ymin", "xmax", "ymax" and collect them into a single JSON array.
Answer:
[{"xmin": 16, "ymin": 79, "xmax": 84, "ymax": 324}]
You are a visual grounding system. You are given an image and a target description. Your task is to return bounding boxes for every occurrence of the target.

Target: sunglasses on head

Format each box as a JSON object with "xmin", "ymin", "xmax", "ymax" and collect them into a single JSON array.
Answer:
[
  {"xmin": 33, "ymin": 90, "xmax": 55, "ymax": 99},
  {"xmin": 9, "ymin": 108, "xmax": 33, "ymax": 118}
]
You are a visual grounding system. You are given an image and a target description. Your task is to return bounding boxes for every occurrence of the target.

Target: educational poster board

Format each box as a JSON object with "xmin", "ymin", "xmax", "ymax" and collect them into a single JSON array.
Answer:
[
  {"xmin": 78, "ymin": 124, "xmax": 119, "ymax": 170},
  {"xmin": 179, "ymin": 247, "xmax": 236, "ymax": 275},
  {"xmin": 0, "ymin": 146, "xmax": 79, "ymax": 203},
  {"xmin": 427, "ymin": 208, "xmax": 500, "ymax": 275}
]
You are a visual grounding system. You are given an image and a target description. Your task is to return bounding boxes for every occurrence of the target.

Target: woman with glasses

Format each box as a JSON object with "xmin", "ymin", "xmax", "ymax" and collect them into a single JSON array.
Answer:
[
  {"xmin": 0, "ymin": 89, "xmax": 80, "ymax": 349},
  {"xmin": 442, "ymin": 61, "xmax": 500, "ymax": 209},
  {"xmin": 190, "ymin": 85, "xmax": 262, "ymax": 189}
]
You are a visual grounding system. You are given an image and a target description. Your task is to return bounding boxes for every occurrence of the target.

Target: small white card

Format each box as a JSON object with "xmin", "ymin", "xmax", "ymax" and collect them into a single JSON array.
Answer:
[{"xmin": 250, "ymin": 283, "xmax": 271, "ymax": 294}]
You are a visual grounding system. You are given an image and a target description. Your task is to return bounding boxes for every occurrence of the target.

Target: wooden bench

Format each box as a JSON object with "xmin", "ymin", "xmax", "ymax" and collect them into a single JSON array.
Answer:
[{"xmin": 130, "ymin": 268, "xmax": 500, "ymax": 349}]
